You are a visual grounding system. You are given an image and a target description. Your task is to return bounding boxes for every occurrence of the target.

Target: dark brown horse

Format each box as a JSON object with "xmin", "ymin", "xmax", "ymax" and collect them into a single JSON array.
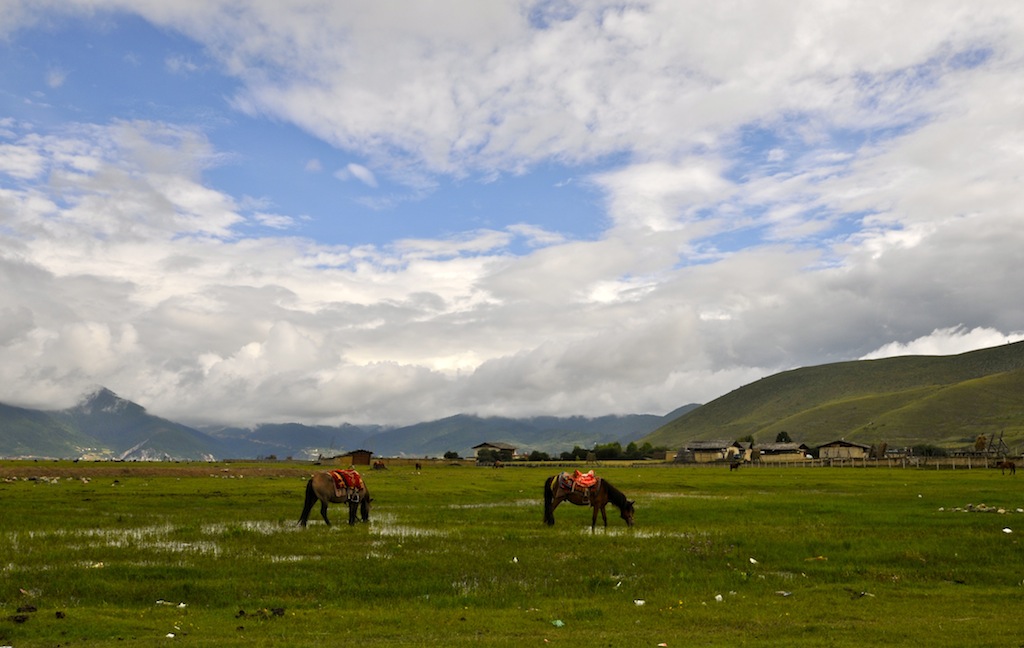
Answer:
[
  {"xmin": 298, "ymin": 470, "xmax": 372, "ymax": 527},
  {"xmin": 996, "ymin": 460, "xmax": 1017, "ymax": 475},
  {"xmin": 543, "ymin": 472, "xmax": 635, "ymax": 530}
]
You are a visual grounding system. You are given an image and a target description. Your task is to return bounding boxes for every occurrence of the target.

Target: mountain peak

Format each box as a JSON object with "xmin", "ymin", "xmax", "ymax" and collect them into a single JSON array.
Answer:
[{"xmin": 74, "ymin": 387, "xmax": 145, "ymax": 416}]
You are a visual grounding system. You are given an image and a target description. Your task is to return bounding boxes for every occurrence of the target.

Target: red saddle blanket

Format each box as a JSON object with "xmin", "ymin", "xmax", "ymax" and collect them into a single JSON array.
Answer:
[
  {"xmin": 558, "ymin": 470, "xmax": 597, "ymax": 491},
  {"xmin": 329, "ymin": 469, "xmax": 364, "ymax": 491},
  {"xmin": 573, "ymin": 470, "xmax": 597, "ymax": 487}
]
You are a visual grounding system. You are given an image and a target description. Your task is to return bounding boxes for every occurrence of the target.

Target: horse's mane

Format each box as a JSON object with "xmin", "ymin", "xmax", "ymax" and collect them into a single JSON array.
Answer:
[{"xmin": 603, "ymin": 480, "xmax": 631, "ymax": 510}]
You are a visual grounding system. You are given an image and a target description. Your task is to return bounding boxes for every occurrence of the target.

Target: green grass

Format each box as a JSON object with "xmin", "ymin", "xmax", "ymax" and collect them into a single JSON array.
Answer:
[{"xmin": 2, "ymin": 462, "xmax": 1024, "ymax": 646}]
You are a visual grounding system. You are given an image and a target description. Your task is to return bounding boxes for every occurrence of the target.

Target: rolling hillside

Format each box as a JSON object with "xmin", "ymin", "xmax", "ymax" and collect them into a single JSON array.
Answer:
[{"xmin": 643, "ymin": 340, "xmax": 1024, "ymax": 451}]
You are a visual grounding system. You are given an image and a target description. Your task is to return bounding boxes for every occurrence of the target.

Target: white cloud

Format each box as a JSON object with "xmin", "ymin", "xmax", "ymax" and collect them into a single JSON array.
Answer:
[
  {"xmin": 343, "ymin": 162, "xmax": 378, "ymax": 187},
  {"xmin": 252, "ymin": 212, "xmax": 295, "ymax": 229},
  {"xmin": 1, "ymin": 1, "xmax": 1024, "ymax": 428},
  {"xmin": 46, "ymin": 67, "xmax": 67, "ymax": 88},
  {"xmin": 862, "ymin": 327, "xmax": 1024, "ymax": 360}
]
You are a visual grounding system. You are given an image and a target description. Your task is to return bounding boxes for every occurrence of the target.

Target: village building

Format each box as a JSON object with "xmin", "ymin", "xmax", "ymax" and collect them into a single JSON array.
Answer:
[
  {"xmin": 817, "ymin": 439, "xmax": 872, "ymax": 460},
  {"xmin": 329, "ymin": 449, "xmax": 373, "ymax": 465},
  {"xmin": 755, "ymin": 442, "xmax": 811, "ymax": 463},
  {"xmin": 471, "ymin": 441, "xmax": 518, "ymax": 461},
  {"xmin": 677, "ymin": 440, "xmax": 745, "ymax": 463}
]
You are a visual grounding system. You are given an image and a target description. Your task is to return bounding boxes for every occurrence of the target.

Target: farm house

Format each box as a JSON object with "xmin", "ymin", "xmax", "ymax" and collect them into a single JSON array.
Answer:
[
  {"xmin": 755, "ymin": 442, "xmax": 810, "ymax": 463},
  {"xmin": 678, "ymin": 440, "xmax": 745, "ymax": 463},
  {"xmin": 472, "ymin": 441, "xmax": 518, "ymax": 460},
  {"xmin": 336, "ymin": 449, "xmax": 374, "ymax": 465},
  {"xmin": 817, "ymin": 439, "xmax": 872, "ymax": 460}
]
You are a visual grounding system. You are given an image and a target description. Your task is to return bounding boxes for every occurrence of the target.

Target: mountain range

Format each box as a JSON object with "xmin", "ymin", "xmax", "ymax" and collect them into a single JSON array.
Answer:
[
  {"xmin": 2, "ymin": 340, "xmax": 1022, "ymax": 460},
  {"xmin": 0, "ymin": 387, "xmax": 693, "ymax": 461}
]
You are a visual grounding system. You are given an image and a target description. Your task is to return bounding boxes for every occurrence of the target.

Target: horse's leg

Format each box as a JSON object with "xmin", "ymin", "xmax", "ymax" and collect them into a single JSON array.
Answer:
[
  {"xmin": 591, "ymin": 505, "xmax": 599, "ymax": 531},
  {"xmin": 320, "ymin": 500, "xmax": 331, "ymax": 526},
  {"xmin": 600, "ymin": 504, "xmax": 608, "ymax": 527},
  {"xmin": 546, "ymin": 498, "xmax": 561, "ymax": 526},
  {"xmin": 360, "ymin": 498, "xmax": 370, "ymax": 522},
  {"xmin": 348, "ymin": 500, "xmax": 358, "ymax": 525}
]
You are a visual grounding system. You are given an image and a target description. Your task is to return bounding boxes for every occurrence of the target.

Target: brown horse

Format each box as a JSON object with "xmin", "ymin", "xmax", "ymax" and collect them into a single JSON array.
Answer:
[
  {"xmin": 298, "ymin": 470, "xmax": 372, "ymax": 527},
  {"xmin": 996, "ymin": 460, "xmax": 1017, "ymax": 476},
  {"xmin": 543, "ymin": 472, "xmax": 635, "ymax": 530}
]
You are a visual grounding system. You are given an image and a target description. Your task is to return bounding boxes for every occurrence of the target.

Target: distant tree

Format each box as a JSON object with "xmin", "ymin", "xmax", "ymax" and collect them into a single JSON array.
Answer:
[
  {"xmin": 564, "ymin": 445, "xmax": 588, "ymax": 461},
  {"xmin": 528, "ymin": 450, "xmax": 550, "ymax": 461},
  {"xmin": 738, "ymin": 434, "xmax": 754, "ymax": 444},
  {"xmin": 775, "ymin": 431, "xmax": 792, "ymax": 443},
  {"xmin": 593, "ymin": 442, "xmax": 623, "ymax": 460},
  {"xmin": 912, "ymin": 444, "xmax": 948, "ymax": 457},
  {"xmin": 974, "ymin": 435, "xmax": 988, "ymax": 452},
  {"xmin": 443, "ymin": 451, "xmax": 461, "ymax": 460},
  {"xmin": 625, "ymin": 441, "xmax": 639, "ymax": 459}
]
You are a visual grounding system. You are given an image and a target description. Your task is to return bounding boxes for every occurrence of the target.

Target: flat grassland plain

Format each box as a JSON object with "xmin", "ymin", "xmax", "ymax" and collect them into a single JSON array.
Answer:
[{"xmin": 1, "ymin": 461, "xmax": 1023, "ymax": 647}]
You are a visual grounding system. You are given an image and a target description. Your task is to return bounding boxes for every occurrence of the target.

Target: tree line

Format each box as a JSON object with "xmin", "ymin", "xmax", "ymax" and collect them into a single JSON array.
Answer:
[{"xmin": 465, "ymin": 441, "xmax": 670, "ymax": 463}]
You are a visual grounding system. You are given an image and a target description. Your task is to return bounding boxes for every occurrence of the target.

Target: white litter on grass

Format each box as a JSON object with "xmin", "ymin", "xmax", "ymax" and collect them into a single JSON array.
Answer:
[
  {"xmin": 1003, "ymin": 528, "xmax": 1013, "ymax": 534},
  {"xmin": 714, "ymin": 594, "xmax": 723, "ymax": 602},
  {"xmin": 634, "ymin": 599, "xmax": 645, "ymax": 606},
  {"xmin": 749, "ymin": 557, "xmax": 758, "ymax": 564}
]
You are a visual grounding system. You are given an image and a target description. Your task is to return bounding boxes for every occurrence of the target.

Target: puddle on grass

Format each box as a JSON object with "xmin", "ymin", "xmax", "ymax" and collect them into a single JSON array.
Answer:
[
  {"xmin": 568, "ymin": 526, "xmax": 709, "ymax": 540},
  {"xmin": 447, "ymin": 499, "xmax": 537, "ymax": 509},
  {"xmin": 369, "ymin": 513, "xmax": 448, "ymax": 539},
  {"xmin": 270, "ymin": 554, "xmax": 320, "ymax": 563},
  {"xmin": 201, "ymin": 520, "xmax": 300, "ymax": 535},
  {"xmin": 642, "ymin": 492, "xmax": 729, "ymax": 500}
]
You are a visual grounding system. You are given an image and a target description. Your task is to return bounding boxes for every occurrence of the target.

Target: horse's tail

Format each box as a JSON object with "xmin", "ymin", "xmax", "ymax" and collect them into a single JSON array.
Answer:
[
  {"xmin": 298, "ymin": 478, "xmax": 317, "ymax": 527},
  {"xmin": 543, "ymin": 476, "xmax": 555, "ymax": 525}
]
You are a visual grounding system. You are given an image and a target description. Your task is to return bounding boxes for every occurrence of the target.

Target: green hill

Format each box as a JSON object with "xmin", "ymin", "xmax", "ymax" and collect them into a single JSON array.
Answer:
[
  {"xmin": 0, "ymin": 402, "xmax": 96, "ymax": 458},
  {"xmin": 643, "ymin": 341, "xmax": 1024, "ymax": 451}
]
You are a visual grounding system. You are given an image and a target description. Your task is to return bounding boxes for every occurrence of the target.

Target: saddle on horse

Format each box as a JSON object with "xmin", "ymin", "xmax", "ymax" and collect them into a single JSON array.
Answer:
[
  {"xmin": 558, "ymin": 470, "xmax": 599, "ymax": 503},
  {"xmin": 329, "ymin": 469, "xmax": 364, "ymax": 500}
]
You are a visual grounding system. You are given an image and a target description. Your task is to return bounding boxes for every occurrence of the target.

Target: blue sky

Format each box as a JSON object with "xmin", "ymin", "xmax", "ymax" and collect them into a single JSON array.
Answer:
[{"xmin": 1, "ymin": 1, "xmax": 1023, "ymax": 429}]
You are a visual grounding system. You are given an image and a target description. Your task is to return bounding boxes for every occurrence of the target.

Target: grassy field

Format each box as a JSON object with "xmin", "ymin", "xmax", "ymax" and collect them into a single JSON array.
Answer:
[{"xmin": 2, "ymin": 461, "xmax": 1023, "ymax": 646}]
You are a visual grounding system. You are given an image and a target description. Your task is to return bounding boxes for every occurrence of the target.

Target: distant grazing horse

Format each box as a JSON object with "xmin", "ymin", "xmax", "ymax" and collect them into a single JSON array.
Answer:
[
  {"xmin": 299, "ymin": 470, "xmax": 372, "ymax": 527},
  {"xmin": 543, "ymin": 471, "xmax": 635, "ymax": 530},
  {"xmin": 996, "ymin": 460, "xmax": 1017, "ymax": 476}
]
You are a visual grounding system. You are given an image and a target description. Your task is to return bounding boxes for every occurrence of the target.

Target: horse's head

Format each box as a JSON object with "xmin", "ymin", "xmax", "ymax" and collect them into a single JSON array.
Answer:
[{"xmin": 620, "ymin": 500, "xmax": 636, "ymax": 527}]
